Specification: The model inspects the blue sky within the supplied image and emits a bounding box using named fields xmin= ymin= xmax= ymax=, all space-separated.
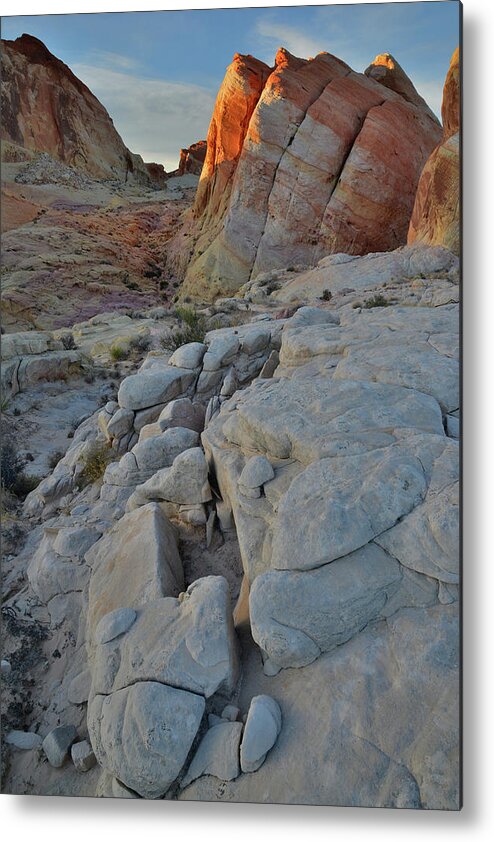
xmin=1 ymin=2 xmax=460 ymax=170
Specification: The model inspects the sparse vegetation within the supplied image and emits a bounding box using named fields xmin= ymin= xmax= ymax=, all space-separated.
xmin=128 ymin=334 xmax=151 ymax=356
xmin=48 ymin=450 xmax=64 ymax=470
xmin=60 ymin=332 xmax=77 ymax=350
xmin=1 ymin=430 xmax=41 ymax=499
xmin=362 ymin=294 xmax=392 ymax=309
xmin=77 ymin=442 xmax=114 ymax=487
xmin=110 ymin=345 xmax=129 ymax=362
xmin=321 ymin=289 xmax=332 ymax=302
xmin=126 ymin=281 xmax=140 ymax=291
xmin=159 ymin=306 xmax=208 ymax=352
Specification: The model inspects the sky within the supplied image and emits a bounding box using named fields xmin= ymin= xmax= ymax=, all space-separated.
xmin=1 ymin=2 xmax=460 ymax=171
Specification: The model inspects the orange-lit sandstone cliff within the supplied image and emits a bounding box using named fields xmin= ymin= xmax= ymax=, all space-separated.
xmin=1 ymin=34 xmax=155 ymax=184
xmin=408 ymin=47 xmax=460 ymax=255
xmin=169 ymin=47 xmax=442 ymax=301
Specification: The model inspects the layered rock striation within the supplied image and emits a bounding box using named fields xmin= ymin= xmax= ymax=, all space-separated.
xmin=169 ymin=47 xmax=442 ymax=301
xmin=408 ymin=47 xmax=460 ymax=254
xmin=1 ymin=34 xmax=155 ymax=185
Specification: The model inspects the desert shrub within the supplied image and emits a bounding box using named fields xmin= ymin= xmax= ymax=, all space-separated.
xmin=60 ymin=333 xmax=77 ymax=350
xmin=110 ymin=345 xmax=128 ymax=362
xmin=265 ymin=280 xmax=281 ymax=295
xmin=362 ymin=294 xmax=391 ymax=309
xmin=1 ymin=431 xmax=40 ymax=499
xmin=128 ymin=334 xmax=151 ymax=355
xmin=160 ymin=306 xmax=208 ymax=352
xmin=1 ymin=434 xmax=25 ymax=491
xmin=126 ymin=282 xmax=140 ymax=291
xmin=321 ymin=289 xmax=332 ymax=302
xmin=159 ymin=280 xmax=169 ymax=290
xmin=11 ymin=473 xmax=40 ymax=497
xmin=77 ymin=442 xmax=114 ymax=487
xmin=48 ymin=450 xmax=64 ymax=470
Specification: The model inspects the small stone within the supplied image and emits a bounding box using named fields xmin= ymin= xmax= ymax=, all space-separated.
xmin=181 ymin=721 xmax=243 ymax=788
xmin=71 ymin=739 xmax=96 ymax=772
xmin=94 ymin=608 xmax=137 ymax=645
xmin=221 ymin=704 xmax=240 ymax=722
xmin=42 ymin=724 xmax=78 ymax=767
xmin=239 ymin=456 xmax=274 ymax=489
xmin=168 ymin=342 xmax=206 ymax=370
xmin=208 ymin=713 xmax=223 ymax=728
xmin=68 ymin=668 xmax=92 ymax=705
xmin=1 ymin=659 xmax=11 ymax=676
xmin=5 ymin=730 xmax=42 ymax=750
xmin=240 ymin=695 xmax=282 ymax=773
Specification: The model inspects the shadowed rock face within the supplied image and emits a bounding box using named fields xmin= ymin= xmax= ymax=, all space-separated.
xmin=1 ymin=34 xmax=153 ymax=184
xmin=170 ymin=47 xmax=442 ymax=301
xmin=177 ymin=141 xmax=208 ymax=176
xmin=408 ymin=47 xmax=460 ymax=255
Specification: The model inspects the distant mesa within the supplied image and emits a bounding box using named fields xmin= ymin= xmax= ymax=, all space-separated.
xmin=165 ymin=46 xmax=443 ymax=301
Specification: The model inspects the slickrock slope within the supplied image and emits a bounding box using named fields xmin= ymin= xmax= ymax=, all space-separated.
xmin=170 ymin=47 xmax=442 ymax=301
xmin=2 ymin=244 xmax=459 ymax=808
xmin=1 ymin=34 xmax=153 ymax=185
xmin=408 ymin=48 xmax=460 ymax=254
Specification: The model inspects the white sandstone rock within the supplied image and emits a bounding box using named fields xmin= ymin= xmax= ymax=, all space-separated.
xmin=42 ymin=725 xmax=78 ymax=767
xmin=71 ymin=740 xmax=96 ymax=772
xmin=5 ymin=730 xmax=43 ymax=750
xmin=118 ymin=367 xmax=196 ymax=410
xmin=85 ymin=503 xmax=183 ymax=638
xmin=168 ymin=342 xmax=206 ymax=369
xmin=94 ymin=607 xmax=137 ymax=644
xmin=88 ymin=681 xmax=205 ymax=799
xmin=240 ymin=695 xmax=282 ymax=773
xmin=91 ymin=576 xmax=239 ymax=699
xmin=181 ymin=721 xmax=243 ymax=788
xmin=239 ymin=456 xmax=274 ymax=489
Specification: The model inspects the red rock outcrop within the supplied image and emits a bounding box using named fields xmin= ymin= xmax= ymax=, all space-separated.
xmin=364 ymin=53 xmax=438 ymax=122
xmin=171 ymin=47 xmax=442 ymax=301
xmin=194 ymin=53 xmax=271 ymax=221
xmin=145 ymin=162 xmax=168 ymax=188
xmin=408 ymin=48 xmax=460 ymax=255
xmin=177 ymin=141 xmax=207 ymax=176
xmin=1 ymin=34 xmax=153 ymax=184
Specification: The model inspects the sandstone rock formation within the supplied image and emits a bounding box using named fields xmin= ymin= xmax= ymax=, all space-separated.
xmin=168 ymin=47 xmax=442 ymax=301
xmin=0 ymin=35 xmax=156 ymax=185
xmin=177 ymin=140 xmax=207 ymax=176
xmin=408 ymin=47 xmax=460 ymax=254
xmin=3 ymin=246 xmax=460 ymax=806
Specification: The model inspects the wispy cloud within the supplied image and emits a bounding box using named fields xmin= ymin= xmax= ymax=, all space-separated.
xmin=90 ymin=51 xmax=141 ymax=72
xmin=254 ymin=10 xmax=443 ymax=120
xmin=72 ymin=64 xmax=216 ymax=171
xmin=255 ymin=19 xmax=328 ymax=62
